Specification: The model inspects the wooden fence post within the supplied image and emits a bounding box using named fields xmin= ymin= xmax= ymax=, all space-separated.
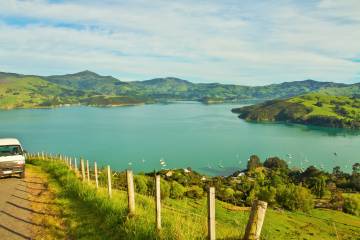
xmin=127 ymin=170 xmax=135 ymax=215
xmin=156 ymin=175 xmax=161 ymax=230
xmin=69 ymin=157 xmax=72 ymax=169
xmin=107 ymin=165 xmax=112 ymax=198
xmin=81 ymin=159 xmax=85 ymax=181
xmin=94 ymin=161 xmax=99 ymax=189
xmin=86 ymin=160 xmax=90 ymax=182
xmin=208 ymin=187 xmax=216 ymax=240
xmin=74 ymin=158 xmax=78 ymax=172
xmin=243 ymin=200 xmax=268 ymax=240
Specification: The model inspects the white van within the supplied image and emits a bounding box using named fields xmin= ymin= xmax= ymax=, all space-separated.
xmin=0 ymin=138 xmax=25 ymax=178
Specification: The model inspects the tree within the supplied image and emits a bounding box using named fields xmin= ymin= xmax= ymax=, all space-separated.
xmin=332 ymin=166 xmax=342 ymax=176
xmin=276 ymin=184 xmax=314 ymax=212
xmin=352 ymin=163 xmax=360 ymax=175
xmin=311 ymin=176 xmax=327 ymax=198
xmin=170 ymin=181 xmax=185 ymax=199
xmin=247 ymin=155 xmax=262 ymax=171
xmin=264 ymin=157 xmax=288 ymax=170
xmin=134 ymin=175 xmax=148 ymax=195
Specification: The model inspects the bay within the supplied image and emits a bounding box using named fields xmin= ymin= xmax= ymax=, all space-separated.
xmin=0 ymin=102 xmax=359 ymax=175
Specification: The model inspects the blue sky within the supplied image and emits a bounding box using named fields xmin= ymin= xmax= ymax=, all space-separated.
xmin=0 ymin=0 xmax=359 ymax=85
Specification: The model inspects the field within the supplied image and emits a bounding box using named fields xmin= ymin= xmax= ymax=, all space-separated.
xmin=26 ymin=158 xmax=360 ymax=240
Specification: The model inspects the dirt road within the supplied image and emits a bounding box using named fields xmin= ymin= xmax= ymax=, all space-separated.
xmin=0 ymin=171 xmax=49 ymax=240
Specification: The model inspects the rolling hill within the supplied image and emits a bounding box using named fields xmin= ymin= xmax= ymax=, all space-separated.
xmin=232 ymin=93 xmax=360 ymax=129
xmin=0 ymin=70 xmax=359 ymax=109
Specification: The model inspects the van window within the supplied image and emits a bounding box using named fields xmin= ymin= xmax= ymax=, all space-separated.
xmin=0 ymin=145 xmax=22 ymax=157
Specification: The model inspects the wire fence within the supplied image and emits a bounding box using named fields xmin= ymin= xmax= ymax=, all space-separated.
xmin=24 ymin=151 xmax=360 ymax=240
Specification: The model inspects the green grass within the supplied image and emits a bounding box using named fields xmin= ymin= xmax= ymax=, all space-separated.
xmin=233 ymin=93 xmax=360 ymax=129
xmin=26 ymin=158 xmax=360 ymax=240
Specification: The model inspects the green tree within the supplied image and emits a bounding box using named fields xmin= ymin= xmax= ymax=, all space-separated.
xmin=276 ymin=184 xmax=314 ymax=212
xmin=170 ymin=181 xmax=185 ymax=199
xmin=311 ymin=176 xmax=327 ymax=198
xmin=247 ymin=155 xmax=262 ymax=171
xmin=264 ymin=157 xmax=288 ymax=170
xmin=134 ymin=175 xmax=148 ymax=195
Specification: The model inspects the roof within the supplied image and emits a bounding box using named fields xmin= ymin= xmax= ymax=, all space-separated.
xmin=0 ymin=138 xmax=21 ymax=146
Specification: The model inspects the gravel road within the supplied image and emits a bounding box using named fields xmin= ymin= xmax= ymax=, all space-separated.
xmin=0 ymin=176 xmax=32 ymax=240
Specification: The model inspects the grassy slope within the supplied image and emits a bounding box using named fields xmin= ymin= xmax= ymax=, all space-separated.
xmin=0 ymin=73 xmax=91 ymax=109
xmin=232 ymin=93 xmax=360 ymax=129
xmin=2 ymin=70 xmax=358 ymax=109
xmin=0 ymin=73 xmax=148 ymax=109
xmin=28 ymin=159 xmax=360 ymax=240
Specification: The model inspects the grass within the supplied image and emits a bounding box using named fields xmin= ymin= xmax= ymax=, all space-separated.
xmin=27 ymin=158 xmax=360 ymax=240
xmin=233 ymin=93 xmax=360 ymax=129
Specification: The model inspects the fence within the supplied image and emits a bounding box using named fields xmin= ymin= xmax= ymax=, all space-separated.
xmin=25 ymin=152 xmax=267 ymax=240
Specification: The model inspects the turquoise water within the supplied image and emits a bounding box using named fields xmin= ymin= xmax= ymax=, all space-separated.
xmin=0 ymin=102 xmax=359 ymax=175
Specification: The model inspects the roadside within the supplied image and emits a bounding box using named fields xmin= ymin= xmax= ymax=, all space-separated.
xmin=0 ymin=175 xmax=32 ymax=240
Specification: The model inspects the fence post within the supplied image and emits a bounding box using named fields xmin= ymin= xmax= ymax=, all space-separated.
xmin=243 ymin=200 xmax=268 ymax=240
xmin=156 ymin=175 xmax=161 ymax=230
xmin=86 ymin=160 xmax=90 ymax=182
xmin=208 ymin=187 xmax=216 ymax=240
xmin=81 ymin=159 xmax=85 ymax=181
xmin=74 ymin=158 xmax=78 ymax=172
xmin=127 ymin=170 xmax=135 ymax=215
xmin=94 ymin=161 xmax=99 ymax=189
xmin=69 ymin=157 xmax=72 ymax=169
xmin=107 ymin=165 xmax=112 ymax=198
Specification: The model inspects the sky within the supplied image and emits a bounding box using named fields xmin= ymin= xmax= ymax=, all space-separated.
xmin=0 ymin=0 xmax=360 ymax=85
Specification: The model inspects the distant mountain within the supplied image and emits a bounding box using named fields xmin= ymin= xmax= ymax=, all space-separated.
xmin=45 ymin=70 xmax=124 ymax=95
xmin=232 ymin=93 xmax=360 ymax=129
xmin=0 ymin=70 xmax=359 ymax=109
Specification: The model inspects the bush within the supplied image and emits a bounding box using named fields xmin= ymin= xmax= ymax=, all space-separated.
xmin=257 ymin=186 xmax=276 ymax=204
xmin=276 ymin=184 xmax=314 ymax=212
xmin=218 ymin=187 xmax=235 ymax=202
xmin=185 ymin=186 xmax=204 ymax=199
xmin=160 ymin=179 xmax=171 ymax=199
xmin=329 ymin=191 xmax=344 ymax=211
xmin=247 ymin=155 xmax=262 ymax=171
xmin=148 ymin=177 xmax=171 ymax=199
xmin=343 ymin=195 xmax=360 ymax=216
xmin=170 ymin=181 xmax=185 ymax=199
xmin=264 ymin=157 xmax=288 ymax=170
xmin=134 ymin=175 xmax=148 ymax=195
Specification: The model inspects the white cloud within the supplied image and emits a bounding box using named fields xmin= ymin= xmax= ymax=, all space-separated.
xmin=0 ymin=0 xmax=359 ymax=85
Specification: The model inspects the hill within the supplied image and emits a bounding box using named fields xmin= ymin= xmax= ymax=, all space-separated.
xmin=0 ymin=72 xmax=88 ymax=109
xmin=232 ymin=93 xmax=360 ymax=129
xmin=0 ymin=70 xmax=359 ymax=109
xmin=26 ymin=155 xmax=360 ymax=240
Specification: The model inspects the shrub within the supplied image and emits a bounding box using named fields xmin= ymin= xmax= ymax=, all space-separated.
xmin=264 ymin=157 xmax=288 ymax=170
xmin=185 ymin=186 xmax=204 ymax=199
xmin=343 ymin=195 xmax=360 ymax=216
xmin=134 ymin=175 xmax=148 ymax=195
xmin=329 ymin=191 xmax=344 ymax=211
xmin=170 ymin=181 xmax=185 ymax=199
xmin=247 ymin=155 xmax=262 ymax=171
xmin=148 ymin=177 xmax=171 ymax=199
xmin=160 ymin=179 xmax=171 ymax=199
xmin=257 ymin=186 xmax=276 ymax=204
xmin=276 ymin=184 xmax=314 ymax=212
xmin=219 ymin=187 xmax=235 ymax=202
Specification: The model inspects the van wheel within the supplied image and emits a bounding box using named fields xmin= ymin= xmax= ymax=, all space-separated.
xmin=19 ymin=171 xmax=25 ymax=179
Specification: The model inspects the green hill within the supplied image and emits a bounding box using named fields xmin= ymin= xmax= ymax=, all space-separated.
xmin=0 ymin=72 xmax=89 ymax=109
xmin=1 ymin=70 xmax=359 ymax=109
xmin=26 ymin=156 xmax=360 ymax=240
xmin=232 ymin=93 xmax=360 ymax=129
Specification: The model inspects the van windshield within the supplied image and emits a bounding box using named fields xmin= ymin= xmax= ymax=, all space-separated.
xmin=0 ymin=145 xmax=23 ymax=157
